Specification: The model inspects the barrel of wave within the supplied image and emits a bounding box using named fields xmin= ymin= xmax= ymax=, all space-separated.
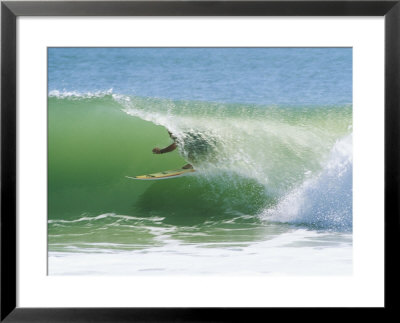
xmin=48 ymin=96 xmax=185 ymax=219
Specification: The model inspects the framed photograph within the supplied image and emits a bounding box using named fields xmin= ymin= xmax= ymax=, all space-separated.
xmin=1 ymin=0 xmax=398 ymax=321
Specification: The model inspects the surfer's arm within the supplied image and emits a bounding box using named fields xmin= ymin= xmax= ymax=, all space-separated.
xmin=152 ymin=143 xmax=177 ymax=154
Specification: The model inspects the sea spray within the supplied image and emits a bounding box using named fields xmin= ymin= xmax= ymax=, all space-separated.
xmin=262 ymin=134 xmax=353 ymax=231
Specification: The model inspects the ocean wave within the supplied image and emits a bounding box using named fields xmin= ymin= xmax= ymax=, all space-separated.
xmin=48 ymin=92 xmax=352 ymax=229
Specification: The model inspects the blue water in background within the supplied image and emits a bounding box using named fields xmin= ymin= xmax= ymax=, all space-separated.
xmin=48 ymin=48 xmax=352 ymax=106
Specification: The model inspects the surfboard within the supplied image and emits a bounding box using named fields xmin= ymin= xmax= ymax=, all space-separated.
xmin=126 ymin=168 xmax=195 ymax=180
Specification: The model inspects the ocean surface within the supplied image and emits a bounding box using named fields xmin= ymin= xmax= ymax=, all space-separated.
xmin=48 ymin=48 xmax=353 ymax=275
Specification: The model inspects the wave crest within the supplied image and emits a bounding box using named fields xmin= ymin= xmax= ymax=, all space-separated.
xmin=49 ymin=89 xmax=114 ymax=99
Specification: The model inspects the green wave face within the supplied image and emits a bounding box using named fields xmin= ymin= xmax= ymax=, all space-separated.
xmin=48 ymin=94 xmax=352 ymax=225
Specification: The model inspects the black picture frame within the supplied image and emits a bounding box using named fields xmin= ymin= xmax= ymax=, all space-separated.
xmin=1 ymin=1 xmax=399 ymax=321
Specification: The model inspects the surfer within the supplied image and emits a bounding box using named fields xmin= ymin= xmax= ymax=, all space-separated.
xmin=152 ymin=131 xmax=193 ymax=169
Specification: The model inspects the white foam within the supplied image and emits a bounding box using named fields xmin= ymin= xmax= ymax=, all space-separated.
xmin=49 ymin=88 xmax=114 ymax=99
xmin=48 ymin=213 xmax=165 ymax=224
xmin=48 ymin=229 xmax=352 ymax=276
xmin=262 ymin=134 xmax=353 ymax=231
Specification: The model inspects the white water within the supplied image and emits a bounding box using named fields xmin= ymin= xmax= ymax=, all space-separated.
xmin=262 ymin=134 xmax=352 ymax=231
xmin=49 ymin=229 xmax=352 ymax=276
